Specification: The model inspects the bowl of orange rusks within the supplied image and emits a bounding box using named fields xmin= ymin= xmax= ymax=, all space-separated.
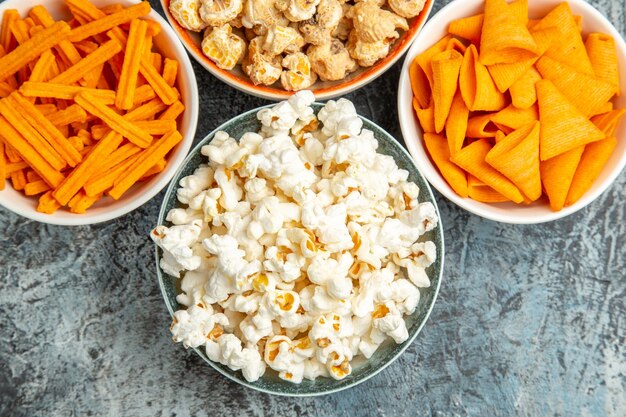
xmin=398 ymin=0 xmax=626 ymax=224
xmin=0 ymin=0 xmax=198 ymax=226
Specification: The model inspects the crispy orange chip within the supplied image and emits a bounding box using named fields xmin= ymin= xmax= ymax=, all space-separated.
xmin=459 ymin=44 xmax=506 ymax=111
xmin=490 ymin=104 xmax=538 ymax=131
xmin=423 ymin=133 xmax=468 ymax=198
xmin=448 ymin=0 xmax=528 ymax=45
xmin=466 ymin=114 xmax=499 ymax=138
xmin=509 ymin=67 xmax=541 ymax=109
xmin=565 ymin=137 xmax=617 ymax=206
xmin=409 ymin=58 xmax=431 ymax=110
xmin=445 ymin=90 xmax=469 ymax=155
xmin=536 ymin=56 xmax=617 ymax=117
xmin=450 ymin=139 xmax=524 ymax=203
xmin=485 ymin=121 xmax=542 ymax=201
xmin=415 ymin=35 xmax=451 ymax=88
xmin=479 ymin=0 xmax=538 ymax=66
xmin=540 ymin=146 xmax=585 ymax=211
xmin=431 ymin=49 xmax=463 ymax=133
xmin=414 ymin=100 xmax=435 ymax=134
xmin=468 ymin=184 xmax=510 ymax=203
xmin=536 ymin=80 xmax=605 ymax=161
xmin=591 ymin=109 xmax=625 ymax=137
xmin=585 ymin=33 xmax=620 ymax=96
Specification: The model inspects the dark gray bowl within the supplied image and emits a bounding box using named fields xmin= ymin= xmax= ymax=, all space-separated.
xmin=155 ymin=103 xmax=445 ymax=396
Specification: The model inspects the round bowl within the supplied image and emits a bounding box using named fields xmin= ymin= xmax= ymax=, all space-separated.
xmin=397 ymin=0 xmax=626 ymax=224
xmin=0 ymin=0 xmax=198 ymax=226
xmin=160 ymin=0 xmax=435 ymax=101
xmin=156 ymin=103 xmax=445 ymax=396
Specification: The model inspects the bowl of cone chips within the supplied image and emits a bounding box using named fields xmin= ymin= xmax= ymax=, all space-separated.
xmin=398 ymin=0 xmax=626 ymax=223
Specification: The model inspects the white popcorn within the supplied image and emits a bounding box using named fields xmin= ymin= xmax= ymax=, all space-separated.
xmin=153 ymin=91 xmax=439 ymax=384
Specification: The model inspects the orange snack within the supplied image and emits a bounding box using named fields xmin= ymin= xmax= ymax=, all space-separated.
xmin=540 ymin=146 xmax=585 ymax=211
xmin=479 ymin=0 xmax=538 ymax=66
xmin=459 ymin=44 xmax=506 ymax=111
xmin=565 ymin=137 xmax=617 ymax=206
xmin=24 ymin=179 xmax=50 ymax=196
xmin=536 ymin=56 xmax=617 ymax=117
xmin=0 ymin=115 xmax=64 ymax=187
xmin=162 ymin=58 xmax=179 ymax=87
xmin=28 ymin=6 xmax=82 ymax=68
xmin=445 ymin=91 xmax=469 ymax=155
xmin=46 ymin=105 xmax=87 ymax=127
xmin=84 ymin=152 xmax=140 ymax=197
xmin=20 ymin=81 xmax=117 ymax=103
xmin=0 ymin=98 xmax=65 ymax=171
xmin=52 ymin=130 xmax=123 ymax=205
xmin=133 ymin=120 xmax=177 ymax=135
xmin=485 ymin=122 xmax=541 ymax=201
xmin=68 ymin=191 xmax=101 ymax=213
xmin=10 ymin=92 xmax=82 ymax=167
xmin=108 ymin=130 xmax=182 ymax=200
xmin=141 ymin=158 xmax=167 ymax=179
xmin=468 ymin=184 xmax=510 ymax=203
xmin=423 ymin=133 xmax=468 ymax=198
xmin=536 ymin=80 xmax=605 ymax=161
xmin=139 ymin=58 xmax=178 ymax=105
xmin=450 ymin=139 xmax=524 ymax=203
xmin=414 ymin=102 xmax=436 ymax=134
xmin=490 ymin=104 xmax=538 ymax=131
xmin=0 ymin=141 xmax=5 ymax=190
xmin=585 ymin=33 xmax=620 ymax=96
xmin=431 ymin=50 xmax=463 ymax=133
xmin=74 ymin=92 xmax=153 ymax=148
xmin=0 ymin=21 xmax=70 ymax=82
xmin=29 ymin=50 xmax=56 ymax=83
xmin=509 ymin=67 xmax=541 ymax=109
xmin=37 ymin=190 xmax=62 ymax=214
xmin=591 ymin=109 xmax=625 ymax=137
xmin=1 ymin=10 xmax=19 ymax=52
xmin=415 ymin=35 xmax=451 ymax=88
xmin=116 ymin=19 xmax=148 ymax=110
xmin=67 ymin=2 xmax=151 ymax=43
xmin=159 ymin=100 xmax=185 ymax=121
xmin=50 ymin=39 xmax=122 ymax=85
xmin=466 ymin=114 xmax=498 ymax=138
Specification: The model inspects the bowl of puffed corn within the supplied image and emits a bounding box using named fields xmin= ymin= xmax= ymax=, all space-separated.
xmin=152 ymin=92 xmax=444 ymax=395
xmin=161 ymin=0 xmax=435 ymax=100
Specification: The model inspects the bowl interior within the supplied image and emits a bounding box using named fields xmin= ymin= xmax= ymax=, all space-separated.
xmin=156 ymin=104 xmax=444 ymax=396
xmin=160 ymin=0 xmax=435 ymax=100
xmin=0 ymin=0 xmax=198 ymax=225
xmin=398 ymin=0 xmax=626 ymax=224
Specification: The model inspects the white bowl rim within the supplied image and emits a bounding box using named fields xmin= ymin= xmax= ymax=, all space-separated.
xmin=0 ymin=0 xmax=199 ymax=226
xmin=155 ymin=102 xmax=446 ymax=396
xmin=397 ymin=0 xmax=626 ymax=224
xmin=158 ymin=0 xmax=435 ymax=101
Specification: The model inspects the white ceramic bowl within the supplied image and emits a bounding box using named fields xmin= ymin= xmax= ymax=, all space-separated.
xmin=0 ymin=0 xmax=198 ymax=226
xmin=160 ymin=0 xmax=435 ymax=101
xmin=397 ymin=0 xmax=626 ymax=224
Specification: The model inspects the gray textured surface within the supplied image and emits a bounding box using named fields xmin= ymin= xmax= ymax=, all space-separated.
xmin=0 ymin=0 xmax=625 ymax=416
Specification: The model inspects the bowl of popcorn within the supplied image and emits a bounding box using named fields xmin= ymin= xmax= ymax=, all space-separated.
xmin=0 ymin=0 xmax=198 ymax=225
xmin=161 ymin=0 xmax=434 ymax=100
xmin=397 ymin=0 xmax=626 ymax=224
xmin=152 ymin=91 xmax=444 ymax=395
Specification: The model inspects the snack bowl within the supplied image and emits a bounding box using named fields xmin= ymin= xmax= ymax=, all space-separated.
xmin=155 ymin=103 xmax=444 ymax=396
xmin=160 ymin=0 xmax=435 ymax=101
xmin=0 ymin=0 xmax=198 ymax=226
xmin=397 ymin=0 xmax=626 ymax=224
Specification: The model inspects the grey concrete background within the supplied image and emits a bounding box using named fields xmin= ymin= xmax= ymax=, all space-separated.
xmin=1 ymin=0 xmax=625 ymax=416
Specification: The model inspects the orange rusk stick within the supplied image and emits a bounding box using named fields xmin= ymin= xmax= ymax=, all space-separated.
xmin=26 ymin=170 xmax=41 ymax=182
xmin=100 ymin=4 xmax=125 ymax=15
xmin=0 ymin=116 xmax=64 ymax=187
xmin=151 ymin=53 xmax=162 ymax=73
xmin=20 ymin=81 xmax=116 ymax=103
xmin=46 ymin=105 xmax=87 ymax=126
xmin=37 ymin=190 xmax=62 ymax=213
xmin=28 ymin=6 xmax=82 ymax=67
xmin=24 ymin=179 xmax=50 ymax=196
xmin=67 ymin=2 xmax=151 ymax=43
xmin=1 ymin=10 xmax=19 ymax=52
xmin=0 ymin=21 xmax=70 ymax=82
xmin=116 ymin=19 xmax=148 ymax=110
xmin=68 ymin=190 xmax=102 ymax=213
xmin=74 ymin=92 xmax=153 ymax=147
xmin=11 ymin=170 xmax=26 ymax=190
xmin=11 ymin=92 xmax=83 ymax=167
xmin=52 ymin=130 xmax=123 ymax=205
xmin=162 ymin=58 xmax=178 ymax=87
xmin=84 ymin=153 xmax=140 ymax=196
xmin=133 ymin=120 xmax=177 ymax=135
xmin=134 ymin=84 xmax=156 ymax=104
xmin=99 ymin=143 xmax=142 ymax=171
xmin=140 ymin=158 xmax=166 ymax=179
xmin=0 ymin=98 xmax=65 ymax=170
xmin=10 ymin=19 xmax=31 ymax=44
xmin=109 ymin=130 xmax=181 ymax=199
xmin=0 ymin=141 xmax=5 ymax=189
xmin=139 ymin=58 xmax=177 ymax=105
xmin=127 ymin=98 xmax=168 ymax=121
xmin=34 ymin=104 xmax=58 ymax=115
xmin=0 ymin=46 xmax=17 ymax=89
xmin=29 ymin=50 xmax=56 ymax=82
xmin=0 ymin=82 xmax=13 ymax=97
xmin=159 ymin=101 xmax=185 ymax=121
xmin=6 ymin=160 xmax=29 ymax=175
xmin=50 ymin=39 xmax=122 ymax=85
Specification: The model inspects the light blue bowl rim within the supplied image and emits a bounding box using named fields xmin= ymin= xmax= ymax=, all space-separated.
xmin=155 ymin=103 xmax=445 ymax=397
